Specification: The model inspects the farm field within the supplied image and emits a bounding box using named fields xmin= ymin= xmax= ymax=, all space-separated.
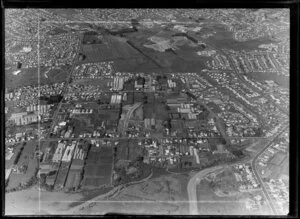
xmin=6 ymin=143 xmax=24 ymax=168
xmin=54 ymin=162 xmax=71 ymax=190
xmin=64 ymin=170 xmax=82 ymax=190
xmin=80 ymin=44 xmax=117 ymax=63
xmin=143 ymin=102 xmax=169 ymax=120
xmin=81 ymin=146 xmax=113 ymax=188
xmin=107 ymin=36 xmax=143 ymax=60
xmin=79 ymin=35 xmax=144 ymax=64
xmin=113 ymin=57 xmax=161 ymax=73
xmin=114 ymin=139 xmax=149 ymax=163
xmin=82 ymin=32 xmax=104 ymax=45
xmin=6 ymin=141 xmax=38 ymax=190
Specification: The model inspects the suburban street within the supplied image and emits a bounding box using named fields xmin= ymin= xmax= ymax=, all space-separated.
xmin=251 ymin=123 xmax=289 ymax=215
xmin=187 ymin=121 xmax=289 ymax=215
xmin=5 ymin=9 xmax=290 ymax=216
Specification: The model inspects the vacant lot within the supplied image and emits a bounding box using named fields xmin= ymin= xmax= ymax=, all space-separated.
xmin=70 ymin=116 xmax=94 ymax=135
xmin=5 ymin=187 xmax=84 ymax=215
xmin=6 ymin=66 xmax=70 ymax=90
xmin=76 ymin=174 xmax=190 ymax=215
xmin=196 ymin=176 xmax=272 ymax=215
xmin=115 ymin=140 xmax=129 ymax=161
xmin=82 ymin=33 xmax=103 ymax=45
xmin=269 ymin=152 xmax=287 ymax=166
xmin=127 ymin=140 xmax=146 ymax=161
xmin=211 ymin=168 xmax=240 ymax=196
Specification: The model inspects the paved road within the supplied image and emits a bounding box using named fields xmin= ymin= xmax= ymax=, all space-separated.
xmin=123 ymin=102 xmax=142 ymax=130
xmin=9 ymin=135 xmax=272 ymax=147
xmin=187 ymin=165 xmax=226 ymax=215
xmin=46 ymin=33 xmax=83 ymax=139
xmin=187 ymin=122 xmax=289 ymax=215
xmin=186 ymin=86 xmax=229 ymax=144
xmin=251 ymin=123 xmax=289 ymax=215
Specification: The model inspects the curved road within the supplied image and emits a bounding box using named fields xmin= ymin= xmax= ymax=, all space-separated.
xmin=123 ymin=102 xmax=142 ymax=129
xmin=187 ymin=165 xmax=226 ymax=215
xmin=251 ymin=123 xmax=289 ymax=215
xmin=187 ymin=122 xmax=289 ymax=215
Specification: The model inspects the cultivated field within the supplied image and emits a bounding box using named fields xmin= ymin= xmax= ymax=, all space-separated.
xmin=81 ymin=146 xmax=113 ymax=188
xmin=6 ymin=141 xmax=38 ymax=190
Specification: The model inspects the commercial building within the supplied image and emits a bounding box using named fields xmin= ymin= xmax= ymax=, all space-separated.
xmin=113 ymin=77 xmax=124 ymax=91
xmin=52 ymin=142 xmax=66 ymax=163
xmin=61 ymin=141 xmax=77 ymax=162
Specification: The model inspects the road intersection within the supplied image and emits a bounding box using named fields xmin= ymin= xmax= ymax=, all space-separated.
xmin=187 ymin=122 xmax=289 ymax=215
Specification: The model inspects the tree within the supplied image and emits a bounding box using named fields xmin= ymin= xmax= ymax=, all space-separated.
xmin=136 ymin=156 xmax=144 ymax=163
xmin=184 ymin=161 xmax=188 ymax=167
xmin=113 ymin=147 xmax=117 ymax=157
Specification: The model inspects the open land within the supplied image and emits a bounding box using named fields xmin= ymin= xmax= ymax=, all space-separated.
xmin=5 ymin=9 xmax=290 ymax=216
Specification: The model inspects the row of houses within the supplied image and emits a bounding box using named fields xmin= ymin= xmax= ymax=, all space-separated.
xmin=26 ymin=104 xmax=53 ymax=113
xmin=71 ymin=108 xmax=93 ymax=114
xmin=10 ymin=112 xmax=40 ymax=126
